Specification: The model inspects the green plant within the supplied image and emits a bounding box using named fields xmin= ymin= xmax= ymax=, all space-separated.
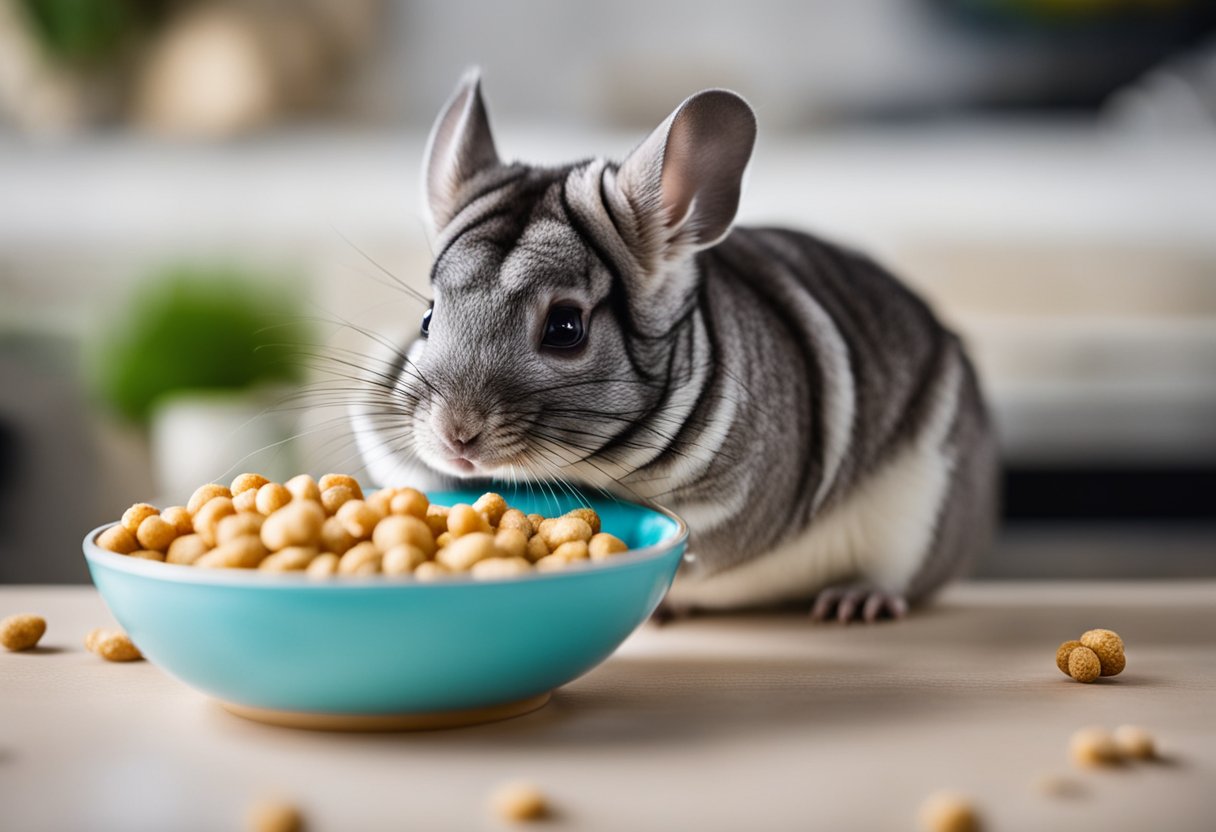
xmin=19 ymin=0 xmax=165 ymax=64
xmin=95 ymin=264 xmax=312 ymax=424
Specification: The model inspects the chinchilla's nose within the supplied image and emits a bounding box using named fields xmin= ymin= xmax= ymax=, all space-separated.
xmin=430 ymin=407 xmax=485 ymax=457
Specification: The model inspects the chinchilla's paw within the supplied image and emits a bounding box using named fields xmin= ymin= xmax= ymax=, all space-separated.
xmin=809 ymin=585 xmax=908 ymax=624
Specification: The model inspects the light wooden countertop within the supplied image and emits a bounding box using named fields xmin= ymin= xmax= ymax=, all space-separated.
xmin=2 ymin=582 xmax=1213 ymax=831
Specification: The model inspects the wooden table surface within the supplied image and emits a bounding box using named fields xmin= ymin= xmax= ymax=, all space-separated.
xmin=2 ymin=582 xmax=1213 ymax=831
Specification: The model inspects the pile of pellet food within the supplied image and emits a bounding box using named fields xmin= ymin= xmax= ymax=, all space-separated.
xmin=94 ymin=474 xmax=631 ymax=578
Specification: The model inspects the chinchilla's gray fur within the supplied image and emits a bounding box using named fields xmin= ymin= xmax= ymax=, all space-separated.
xmin=352 ymin=70 xmax=999 ymax=612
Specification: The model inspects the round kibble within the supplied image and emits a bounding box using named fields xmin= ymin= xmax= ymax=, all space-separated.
xmin=193 ymin=496 xmax=236 ymax=546
xmin=1070 ymin=727 xmax=1121 ymax=767
xmin=320 ymin=485 xmax=356 ymax=515
xmin=1067 ymin=646 xmax=1102 ymax=683
xmin=498 ymin=509 xmax=533 ymax=537
xmin=472 ymin=557 xmax=532 ymax=579
xmin=306 ymin=552 xmax=339 ymax=577
xmin=526 ymin=514 xmax=545 ymax=531
xmin=494 ymin=528 xmax=529 ymax=561
xmin=1080 ymin=628 xmax=1125 ymax=677
xmin=261 ymin=500 xmax=325 ymax=551
xmin=318 ymin=473 xmax=363 ymax=499
xmin=372 ymin=514 xmax=436 ymax=556
xmin=255 ymin=482 xmax=293 ymax=516
xmin=259 ymin=546 xmax=318 ymax=572
xmin=336 ymin=499 xmax=384 ymax=539
xmin=232 ymin=489 xmax=259 ymax=513
xmin=542 ymin=517 xmax=592 ymax=548
xmin=390 ymin=487 xmax=429 ymax=518
xmin=187 ymin=483 xmax=231 ymax=515
xmin=490 ymin=782 xmax=548 ymax=823
xmin=382 ymin=544 xmax=428 ymax=575
xmin=425 ymin=506 xmax=450 ymax=536
xmin=97 ymin=525 xmax=138 ymax=555
xmin=135 ymin=514 xmax=177 ymax=551
xmin=160 ymin=506 xmax=194 ymax=536
xmin=167 ymin=533 xmax=209 ymax=565
xmin=216 ymin=512 xmax=265 ymax=545
xmin=247 ymin=799 xmax=302 ymax=832
xmin=338 ymin=541 xmax=381 ymax=574
xmin=588 ymin=533 xmax=628 ymax=559
xmin=320 ymin=516 xmax=357 ymax=555
xmin=1055 ymin=640 xmax=1084 ymax=675
xmin=917 ymin=791 xmax=981 ymax=832
xmin=552 ymin=540 xmax=589 ymax=561
xmin=437 ymin=532 xmax=497 ymax=571
xmin=121 ymin=503 xmax=160 ymax=535
xmin=447 ymin=503 xmax=491 ymax=537
xmin=413 ymin=561 xmax=449 ymax=581
xmin=473 ymin=492 xmax=508 ymax=526
xmin=1113 ymin=725 xmax=1155 ymax=760
xmin=128 ymin=549 xmax=166 ymax=562
xmin=564 ymin=507 xmax=601 ymax=535
xmin=284 ymin=474 xmax=321 ymax=502
xmin=435 ymin=531 xmax=453 ymax=548
xmin=365 ymin=488 xmax=395 ymax=516
xmin=525 ymin=535 xmax=549 ymax=562
xmin=1 ymin=614 xmax=46 ymax=651
xmin=196 ymin=535 xmax=268 ymax=569
xmin=92 ymin=630 xmax=143 ymax=662
xmin=230 ymin=472 xmax=269 ymax=496
xmin=535 ymin=553 xmax=569 ymax=572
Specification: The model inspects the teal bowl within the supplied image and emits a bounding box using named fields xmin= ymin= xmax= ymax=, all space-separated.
xmin=83 ymin=489 xmax=686 ymax=726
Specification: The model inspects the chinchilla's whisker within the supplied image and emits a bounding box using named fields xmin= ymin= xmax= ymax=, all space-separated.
xmin=332 ymin=226 xmax=432 ymax=305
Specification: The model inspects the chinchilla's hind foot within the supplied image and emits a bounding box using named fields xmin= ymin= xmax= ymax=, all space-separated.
xmin=809 ymin=585 xmax=908 ymax=624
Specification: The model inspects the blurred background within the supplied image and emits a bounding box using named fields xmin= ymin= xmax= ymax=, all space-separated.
xmin=2 ymin=0 xmax=1214 ymax=583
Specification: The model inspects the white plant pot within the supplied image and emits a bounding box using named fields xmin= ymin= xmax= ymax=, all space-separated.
xmin=149 ymin=387 xmax=297 ymax=504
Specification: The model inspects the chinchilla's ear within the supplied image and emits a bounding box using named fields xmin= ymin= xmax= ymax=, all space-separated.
xmin=422 ymin=68 xmax=501 ymax=234
xmin=613 ymin=89 xmax=756 ymax=258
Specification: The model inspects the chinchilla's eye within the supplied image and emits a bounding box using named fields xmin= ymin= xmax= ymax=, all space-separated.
xmin=541 ymin=305 xmax=585 ymax=350
xmin=421 ymin=304 xmax=433 ymax=338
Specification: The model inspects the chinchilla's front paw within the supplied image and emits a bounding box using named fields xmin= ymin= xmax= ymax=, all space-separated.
xmin=809 ymin=585 xmax=908 ymax=624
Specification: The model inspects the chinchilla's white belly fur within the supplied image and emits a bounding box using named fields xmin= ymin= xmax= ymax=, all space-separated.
xmin=663 ymin=356 xmax=962 ymax=611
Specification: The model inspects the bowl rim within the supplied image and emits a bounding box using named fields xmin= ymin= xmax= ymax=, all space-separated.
xmin=82 ymin=500 xmax=688 ymax=588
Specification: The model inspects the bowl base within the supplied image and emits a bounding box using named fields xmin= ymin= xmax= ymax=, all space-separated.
xmin=218 ymin=692 xmax=551 ymax=732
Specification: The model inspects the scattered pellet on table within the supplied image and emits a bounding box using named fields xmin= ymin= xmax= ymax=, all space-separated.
xmin=1070 ymin=727 xmax=1121 ymax=768
xmin=1079 ymin=628 xmax=1126 ymax=677
xmin=1113 ymin=725 xmax=1156 ymax=760
xmin=917 ymin=791 xmax=981 ymax=832
xmin=1067 ymin=646 xmax=1102 ymax=683
xmin=1055 ymin=640 xmax=1084 ymax=675
xmin=490 ymin=781 xmax=549 ymax=823
xmin=86 ymin=628 xmax=143 ymax=662
xmin=1 ymin=613 xmax=47 ymax=651
xmin=246 ymin=799 xmax=303 ymax=832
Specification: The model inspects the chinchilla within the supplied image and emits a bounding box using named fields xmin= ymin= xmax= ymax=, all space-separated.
xmin=351 ymin=70 xmax=999 ymax=622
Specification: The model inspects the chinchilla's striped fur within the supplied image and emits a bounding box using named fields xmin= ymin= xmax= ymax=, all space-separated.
xmin=352 ymin=71 xmax=999 ymax=611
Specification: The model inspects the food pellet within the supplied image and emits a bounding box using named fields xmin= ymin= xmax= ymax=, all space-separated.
xmin=284 ymin=474 xmax=321 ymax=502
xmin=1 ymin=613 xmax=46 ymax=651
xmin=121 ymin=503 xmax=160 ymax=535
xmin=318 ymin=473 xmax=363 ymax=499
xmin=88 ymin=628 xmax=143 ymax=662
xmin=1069 ymin=727 xmax=1121 ymax=768
xmin=230 ymin=472 xmax=270 ymax=496
xmin=161 ymin=505 xmax=194 ymax=535
xmin=100 ymin=483 xmax=629 ymax=580
xmin=246 ymin=799 xmax=302 ymax=832
xmin=447 ymin=503 xmax=491 ymax=536
xmin=1067 ymin=646 xmax=1101 ymax=683
xmin=490 ymin=782 xmax=549 ymax=823
xmin=97 ymin=524 xmax=138 ymax=554
xmin=187 ymin=483 xmax=231 ymax=515
xmin=255 ymin=482 xmax=293 ymax=516
xmin=1113 ymin=725 xmax=1155 ymax=759
xmin=1055 ymin=640 xmax=1083 ymax=675
xmin=1079 ymin=628 xmax=1126 ymax=677
xmin=917 ymin=791 xmax=981 ymax=832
